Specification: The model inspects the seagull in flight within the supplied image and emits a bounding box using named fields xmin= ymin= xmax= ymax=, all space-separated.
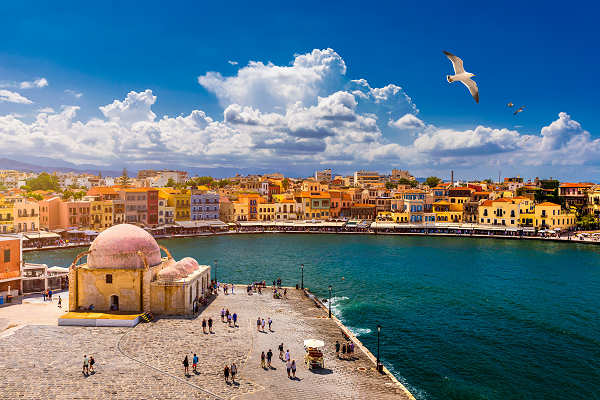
xmin=443 ymin=51 xmax=479 ymax=103
xmin=507 ymin=102 xmax=514 ymax=107
xmin=514 ymin=106 xmax=525 ymax=115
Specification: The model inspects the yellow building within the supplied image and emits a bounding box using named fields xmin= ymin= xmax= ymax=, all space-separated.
xmin=258 ymin=203 xmax=276 ymax=221
xmin=433 ymin=200 xmax=463 ymax=222
xmin=12 ymin=197 xmax=39 ymax=232
xmin=298 ymin=191 xmax=331 ymax=220
xmin=0 ymin=197 xmax=15 ymax=233
xmin=90 ymin=199 xmax=113 ymax=231
xmin=67 ymin=224 xmax=211 ymax=316
xmin=376 ymin=210 xmax=410 ymax=223
xmin=535 ymin=202 xmax=576 ymax=230
xmin=275 ymin=200 xmax=298 ymax=220
xmin=586 ymin=185 xmax=600 ymax=217
xmin=158 ymin=196 xmax=175 ymax=225
xmin=159 ymin=188 xmax=190 ymax=221
xmin=478 ymin=198 xmax=527 ymax=226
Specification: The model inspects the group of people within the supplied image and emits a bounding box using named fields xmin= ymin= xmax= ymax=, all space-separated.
xmin=221 ymin=308 xmax=238 ymax=327
xmin=82 ymin=354 xmax=95 ymax=376
xmin=335 ymin=340 xmax=355 ymax=359
xmin=182 ymin=353 xmax=206 ymax=376
xmin=223 ymin=362 xmax=238 ymax=383
xmin=42 ymin=289 xmax=54 ymax=301
xmin=222 ymin=283 xmax=235 ymax=295
xmin=260 ymin=343 xmax=297 ymax=379
xmin=256 ymin=316 xmax=272 ymax=332
xmin=201 ymin=317 xmax=214 ymax=333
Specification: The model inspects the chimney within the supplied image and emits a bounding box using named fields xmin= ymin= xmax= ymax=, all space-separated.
xmin=451 ymin=170 xmax=454 ymax=187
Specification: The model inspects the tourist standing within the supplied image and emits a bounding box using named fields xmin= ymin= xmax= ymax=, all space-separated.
xmin=266 ymin=349 xmax=273 ymax=367
xmin=335 ymin=341 xmax=340 ymax=358
xmin=193 ymin=353 xmax=198 ymax=373
xmin=58 ymin=297 xmax=62 ymax=308
xmin=208 ymin=317 xmax=213 ymax=333
xmin=284 ymin=349 xmax=290 ymax=364
xmin=230 ymin=362 xmax=237 ymax=383
xmin=232 ymin=312 xmax=237 ymax=327
xmin=286 ymin=359 xmax=292 ymax=378
xmin=221 ymin=308 xmax=225 ymax=322
xmin=202 ymin=318 xmax=207 ymax=334
xmin=261 ymin=351 xmax=266 ymax=368
xmin=261 ymin=318 xmax=266 ymax=332
xmin=89 ymin=355 xmax=95 ymax=373
xmin=231 ymin=284 xmax=234 ymax=294
xmin=341 ymin=343 xmax=347 ymax=359
xmin=48 ymin=289 xmax=52 ymax=300
xmin=43 ymin=290 xmax=47 ymax=301
xmin=349 ymin=342 xmax=354 ymax=358
xmin=183 ymin=355 xmax=189 ymax=375
xmin=278 ymin=343 xmax=284 ymax=360
xmin=227 ymin=313 xmax=232 ymax=327
xmin=291 ymin=359 xmax=296 ymax=378
xmin=82 ymin=355 xmax=89 ymax=376
xmin=268 ymin=317 xmax=272 ymax=331
xmin=223 ymin=364 xmax=230 ymax=383
xmin=256 ymin=317 xmax=261 ymax=332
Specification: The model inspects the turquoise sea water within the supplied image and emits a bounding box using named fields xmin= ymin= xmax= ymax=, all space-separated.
xmin=25 ymin=234 xmax=600 ymax=400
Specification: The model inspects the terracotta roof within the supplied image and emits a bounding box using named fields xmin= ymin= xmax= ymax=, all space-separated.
xmin=301 ymin=191 xmax=331 ymax=199
xmin=87 ymin=186 xmax=117 ymax=196
xmin=433 ymin=200 xmax=450 ymax=205
xmin=537 ymin=201 xmax=560 ymax=207
xmin=352 ymin=203 xmax=375 ymax=208
xmin=559 ymin=182 xmax=593 ymax=188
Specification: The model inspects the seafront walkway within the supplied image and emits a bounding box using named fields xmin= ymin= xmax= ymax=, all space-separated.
xmin=0 ymin=286 xmax=410 ymax=399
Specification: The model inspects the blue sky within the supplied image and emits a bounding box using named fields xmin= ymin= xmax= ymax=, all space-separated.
xmin=0 ymin=1 xmax=598 ymax=180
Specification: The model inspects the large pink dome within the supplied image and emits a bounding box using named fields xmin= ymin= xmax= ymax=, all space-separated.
xmin=87 ymin=224 xmax=162 ymax=269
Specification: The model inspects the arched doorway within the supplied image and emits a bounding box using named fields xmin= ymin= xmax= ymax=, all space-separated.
xmin=110 ymin=295 xmax=119 ymax=311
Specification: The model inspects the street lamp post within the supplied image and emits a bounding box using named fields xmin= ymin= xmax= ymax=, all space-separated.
xmin=377 ymin=324 xmax=382 ymax=373
xmin=328 ymin=285 xmax=332 ymax=318
xmin=301 ymin=263 xmax=304 ymax=290
xmin=214 ymin=259 xmax=217 ymax=284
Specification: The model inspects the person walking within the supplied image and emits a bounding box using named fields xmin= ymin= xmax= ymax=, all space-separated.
xmin=208 ymin=317 xmax=213 ymax=333
xmin=202 ymin=318 xmax=207 ymax=334
xmin=256 ymin=317 xmax=261 ymax=332
xmin=230 ymin=362 xmax=237 ymax=383
xmin=232 ymin=312 xmax=237 ymax=327
xmin=284 ymin=349 xmax=290 ymax=364
xmin=58 ymin=296 xmax=62 ymax=308
xmin=349 ymin=341 xmax=354 ymax=358
xmin=231 ymin=284 xmax=234 ymax=294
xmin=223 ymin=364 xmax=230 ymax=383
xmin=261 ymin=318 xmax=266 ymax=332
xmin=291 ymin=359 xmax=296 ymax=378
xmin=221 ymin=308 xmax=226 ymax=322
xmin=286 ymin=359 xmax=292 ymax=378
xmin=335 ymin=340 xmax=341 ymax=358
xmin=183 ymin=355 xmax=189 ymax=376
xmin=341 ymin=343 xmax=347 ymax=359
xmin=43 ymin=290 xmax=47 ymax=302
xmin=192 ymin=353 xmax=198 ymax=373
xmin=266 ymin=349 xmax=273 ymax=368
xmin=260 ymin=351 xmax=266 ymax=368
xmin=88 ymin=355 xmax=95 ymax=373
xmin=227 ymin=313 xmax=232 ymax=327
xmin=278 ymin=343 xmax=284 ymax=360
xmin=48 ymin=289 xmax=52 ymax=300
xmin=225 ymin=309 xmax=230 ymax=321
xmin=82 ymin=355 xmax=89 ymax=376
xmin=268 ymin=317 xmax=272 ymax=331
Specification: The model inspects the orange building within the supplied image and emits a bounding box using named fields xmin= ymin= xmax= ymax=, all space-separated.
xmin=0 ymin=235 xmax=22 ymax=297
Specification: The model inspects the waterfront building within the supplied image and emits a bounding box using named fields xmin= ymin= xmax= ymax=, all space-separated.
xmin=585 ymin=185 xmax=600 ymax=217
xmin=0 ymin=197 xmax=14 ymax=233
xmin=329 ymin=191 xmax=352 ymax=219
xmin=190 ymin=190 xmax=219 ymax=220
xmin=275 ymin=199 xmax=298 ymax=220
xmin=478 ymin=198 xmax=528 ymax=227
xmin=301 ymin=179 xmax=328 ymax=192
xmin=377 ymin=210 xmax=409 ymax=223
xmin=433 ymin=200 xmax=463 ymax=223
xmin=218 ymin=197 xmax=236 ymax=223
xmin=558 ymin=182 xmax=593 ymax=210
xmin=159 ymin=188 xmax=190 ymax=221
xmin=60 ymin=200 xmax=91 ymax=229
xmin=258 ymin=203 xmax=276 ymax=221
xmin=534 ymin=202 xmax=576 ymax=230
xmin=88 ymin=198 xmax=113 ymax=231
xmin=39 ymin=196 xmax=62 ymax=230
xmin=403 ymin=189 xmax=426 ymax=223
xmin=68 ymin=224 xmax=210 ymax=315
xmin=13 ymin=197 xmax=39 ymax=233
xmin=343 ymin=203 xmax=376 ymax=220
xmin=158 ymin=196 xmax=175 ymax=225
xmin=298 ymin=191 xmax=331 ymax=220
xmin=432 ymin=186 xmax=448 ymax=202
xmin=119 ymin=189 xmax=151 ymax=226
xmin=235 ymin=193 xmax=263 ymax=221
xmin=0 ymin=235 xmax=22 ymax=298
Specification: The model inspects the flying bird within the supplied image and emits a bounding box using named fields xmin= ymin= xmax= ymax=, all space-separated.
xmin=507 ymin=102 xmax=514 ymax=107
xmin=514 ymin=106 xmax=525 ymax=115
xmin=443 ymin=51 xmax=479 ymax=103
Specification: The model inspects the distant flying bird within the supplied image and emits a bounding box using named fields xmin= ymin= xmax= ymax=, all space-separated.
xmin=514 ymin=106 xmax=525 ymax=115
xmin=507 ymin=102 xmax=514 ymax=107
xmin=443 ymin=51 xmax=479 ymax=103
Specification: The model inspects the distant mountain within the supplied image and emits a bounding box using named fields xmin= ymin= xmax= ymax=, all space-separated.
xmin=0 ymin=158 xmax=120 ymax=176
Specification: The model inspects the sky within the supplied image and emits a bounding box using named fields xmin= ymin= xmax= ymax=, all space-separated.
xmin=0 ymin=1 xmax=598 ymax=180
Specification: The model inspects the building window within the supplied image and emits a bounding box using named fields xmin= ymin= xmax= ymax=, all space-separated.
xmin=3 ymin=249 xmax=10 ymax=262
xmin=106 ymin=274 xmax=113 ymax=284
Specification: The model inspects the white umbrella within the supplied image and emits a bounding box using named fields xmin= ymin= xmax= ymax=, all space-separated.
xmin=304 ymin=339 xmax=325 ymax=348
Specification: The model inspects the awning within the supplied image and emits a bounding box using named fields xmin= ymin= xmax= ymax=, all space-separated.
xmin=83 ymin=230 xmax=98 ymax=236
xmin=47 ymin=266 xmax=69 ymax=274
xmin=66 ymin=229 xmax=85 ymax=234
xmin=24 ymin=232 xmax=60 ymax=240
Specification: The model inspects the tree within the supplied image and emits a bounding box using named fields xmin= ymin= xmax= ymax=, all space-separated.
xmin=194 ymin=176 xmax=214 ymax=186
xmin=27 ymin=193 xmax=43 ymax=201
xmin=25 ymin=172 xmax=60 ymax=191
xmin=425 ymin=176 xmax=441 ymax=187
xmin=385 ymin=182 xmax=397 ymax=190
xmin=118 ymin=168 xmax=131 ymax=186
xmin=166 ymin=178 xmax=176 ymax=188
xmin=216 ymin=179 xmax=231 ymax=188
xmin=62 ymin=190 xmax=74 ymax=200
xmin=73 ymin=191 xmax=85 ymax=200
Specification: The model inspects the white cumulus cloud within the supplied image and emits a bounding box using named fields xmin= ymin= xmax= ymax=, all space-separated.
xmin=20 ymin=77 xmax=48 ymax=89
xmin=0 ymin=90 xmax=33 ymax=104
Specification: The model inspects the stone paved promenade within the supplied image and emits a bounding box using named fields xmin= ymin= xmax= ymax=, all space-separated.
xmin=0 ymin=286 xmax=410 ymax=399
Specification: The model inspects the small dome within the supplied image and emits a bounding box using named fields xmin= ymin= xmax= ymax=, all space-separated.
xmin=87 ymin=224 xmax=162 ymax=269
xmin=158 ymin=257 xmax=200 ymax=281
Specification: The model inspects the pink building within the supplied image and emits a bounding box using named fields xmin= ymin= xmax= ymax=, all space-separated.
xmin=59 ymin=200 xmax=91 ymax=229
xmin=39 ymin=197 xmax=63 ymax=230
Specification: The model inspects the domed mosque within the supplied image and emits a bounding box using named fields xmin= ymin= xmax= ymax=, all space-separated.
xmin=67 ymin=224 xmax=211 ymax=315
